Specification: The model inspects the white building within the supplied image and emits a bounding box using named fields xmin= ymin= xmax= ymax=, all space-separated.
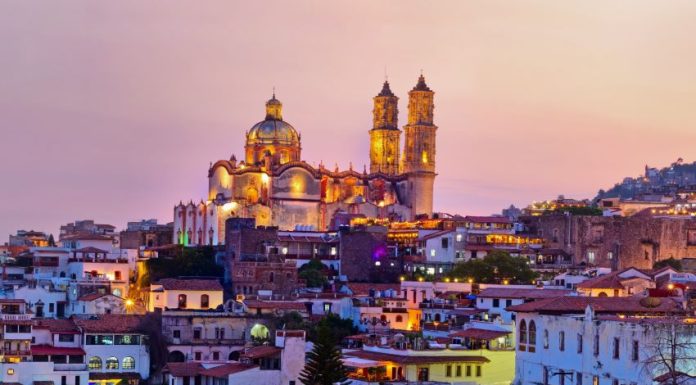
xmin=73 ymin=314 xmax=151 ymax=384
xmin=510 ymin=295 xmax=687 ymax=385
xmin=149 ymin=278 xmax=224 ymax=311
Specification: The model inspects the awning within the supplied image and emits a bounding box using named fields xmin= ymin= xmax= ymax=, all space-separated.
xmin=343 ymin=357 xmax=385 ymax=368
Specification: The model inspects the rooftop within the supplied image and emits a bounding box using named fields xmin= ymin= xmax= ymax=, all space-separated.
xmin=156 ymin=278 xmax=223 ymax=291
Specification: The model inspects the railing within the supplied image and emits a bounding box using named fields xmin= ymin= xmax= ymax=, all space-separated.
xmin=175 ymin=338 xmax=246 ymax=345
xmin=68 ymin=258 xmax=128 ymax=264
xmin=419 ymin=303 xmax=455 ymax=310
xmin=0 ymin=314 xmax=32 ymax=321
xmin=0 ymin=349 xmax=31 ymax=356
xmin=54 ymin=363 xmax=88 ymax=371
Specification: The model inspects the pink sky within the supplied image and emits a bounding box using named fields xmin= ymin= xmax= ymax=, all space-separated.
xmin=3 ymin=1 xmax=696 ymax=238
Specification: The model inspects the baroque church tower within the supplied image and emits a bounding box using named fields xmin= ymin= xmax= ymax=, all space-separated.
xmin=369 ymin=81 xmax=401 ymax=175
xmin=403 ymin=74 xmax=437 ymax=217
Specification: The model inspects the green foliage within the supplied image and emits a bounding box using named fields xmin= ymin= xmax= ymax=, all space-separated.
xmin=143 ymin=246 xmax=223 ymax=287
xmin=47 ymin=234 xmax=56 ymax=247
xmin=654 ymin=257 xmax=682 ymax=271
xmin=299 ymin=324 xmax=350 ymax=385
xmin=449 ymin=250 xmax=538 ymax=284
xmin=308 ymin=314 xmax=357 ymax=345
xmin=273 ymin=312 xmax=357 ymax=345
xmin=299 ymin=259 xmax=329 ymax=288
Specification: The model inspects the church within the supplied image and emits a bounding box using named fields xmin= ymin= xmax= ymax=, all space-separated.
xmin=173 ymin=74 xmax=438 ymax=245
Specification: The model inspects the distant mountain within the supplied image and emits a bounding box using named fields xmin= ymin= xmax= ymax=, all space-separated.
xmin=595 ymin=158 xmax=696 ymax=201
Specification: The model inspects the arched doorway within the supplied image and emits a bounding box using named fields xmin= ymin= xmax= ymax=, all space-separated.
xmin=228 ymin=351 xmax=241 ymax=361
xmin=167 ymin=350 xmax=185 ymax=362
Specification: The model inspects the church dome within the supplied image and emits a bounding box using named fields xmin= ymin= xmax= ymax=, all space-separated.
xmin=246 ymin=95 xmax=300 ymax=146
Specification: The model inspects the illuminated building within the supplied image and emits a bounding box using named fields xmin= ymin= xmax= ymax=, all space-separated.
xmin=174 ymin=75 xmax=439 ymax=245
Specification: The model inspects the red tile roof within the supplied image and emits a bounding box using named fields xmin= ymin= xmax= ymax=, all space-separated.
xmin=163 ymin=362 xmax=204 ymax=377
xmin=464 ymin=216 xmax=511 ymax=224
xmin=156 ymin=278 xmax=223 ymax=291
xmin=242 ymin=346 xmax=281 ymax=359
xmin=477 ymin=287 xmax=571 ymax=300
xmin=449 ymin=328 xmax=510 ymax=340
xmin=576 ymin=272 xmax=627 ymax=290
xmin=31 ymin=345 xmax=85 ymax=355
xmin=200 ymin=363 xmax=257 ymax=378
xmin=507 ymin=296 xmax=684 ymax=315
xmin=73 ymin=314 xmax=146 ymax=333
xmin=344 ymin=283 xmax=400 ymax=296
xmin=345 ymin=350 xmax=490 ymax=364
xmin=418 ymin=229 xmax=455 ymax=242
xmin=75 ymin=247 xmax=109 ymax=254
xmin=33 ymin=319 xmax=80 ymax=334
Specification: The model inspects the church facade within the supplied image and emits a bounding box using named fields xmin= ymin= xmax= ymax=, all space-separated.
xmin=173 ymin=75 xmax=438 ymax=245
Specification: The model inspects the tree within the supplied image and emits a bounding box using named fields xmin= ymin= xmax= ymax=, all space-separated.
xmin=47 ymin=234 xmax=56 ymax=247
xmin=449 ymin=251 xmax=538 ymax=284
xmin=643 ymin=316 xmax=696 ymax=385
xmin=299 ymin=324 xmax=350 ymax=385
xmin=299 ymin=259 xmax=329 ymax=288
xmin=654 ymin=258 xmax=682 ymax=271
xmin=143 ymin=246 xmax=223 ymax=288
xmin=308 ymin=314 xmax=357 ymax=345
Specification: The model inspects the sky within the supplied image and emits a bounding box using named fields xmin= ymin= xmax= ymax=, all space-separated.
xmin=3 ymin=1 xmax=696 ymax=238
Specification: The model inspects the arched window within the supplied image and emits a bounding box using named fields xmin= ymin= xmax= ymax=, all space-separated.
xmin=88 ymin=356 xmax=102 ymax=370
xmin=106 ymin=356 xmax=119 ymax=369
xmin=200 ymin=294 xmax=209 ymax=309
xmin=178 ymin=294 xmax=187 ymax=309
xmin=395 ymin=315 xmax=403 ymax=323
xmin=528 ymin=321 xmax=537 ymax=352
xmin=122 ymin=356 xmax=135 ymax=370
xmin=519 ymin=320 xmax=527 ymax=345
xmin=229 ymin=351 xmax=241 ymax=361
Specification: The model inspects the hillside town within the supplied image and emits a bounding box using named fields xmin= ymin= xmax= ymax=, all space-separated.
xmin=5 ymin=73 xmax=696 ymax=385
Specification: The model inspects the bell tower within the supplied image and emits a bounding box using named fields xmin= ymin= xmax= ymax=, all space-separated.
xmin=403 ymin=74 xmax=437 ymax=218
xmin=369 ymin=81 xmax=401 ymax=175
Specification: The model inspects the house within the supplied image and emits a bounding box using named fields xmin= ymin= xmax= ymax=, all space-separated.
xmin=73 ymin=314 xmax=151 ymax=384
xmin=576 ymin=267 xmax=656 ymax=297
xmin=68 ymin=293 xmax=126 ymax=316
xmin=476 ymin=287 xmax=572 ymax=323
xmin=149 ymin=278 xmax=224 ymax=311
xmin=510 ymin=296 xmax=689 ymax=385
xmin=163 ymin=330 xmax=306 ymax=385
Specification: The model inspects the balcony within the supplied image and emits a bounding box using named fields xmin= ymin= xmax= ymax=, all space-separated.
xmin=68 ymin=257 xmax=128 ymax=264
xmin=0 ymin=349 xmax=31 ymax=356
xmin=0 ymin=314 xmax=32 ymax=321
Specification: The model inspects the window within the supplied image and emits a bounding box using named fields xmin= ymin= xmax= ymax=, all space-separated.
xmin=543 ymin=329 xmax=549 ymax=349
xmin=442 ymin=238 xmax=449 ymax=248
xmin=528 ymin=321 xmax=537 ymax=352
xmin=87 ymin=357 xmax=101 ymax=369
xmin=543 ymin=367 xmax=549 ymax=385
xmin=587 ymin=251 xmax=596 ymax=264
xmin=61 ymin=376 xmax=66 ymax=385
xmin=519 ymin=320 xmax=527 ymax=351
xmin=396 ymin=315 xmax=403 ymax=323
xmin=178 ymin=294 xmax=187 ymax=309
xmin=194 ymin=352 xmax=202 ymax=360
xmin=115 ymin=335 xmax=140 ymax=345
xmin=593 ymin=334 xmax=599 ymax=356
xmin=577 ymin=334 xmax=583 ymax=353
xmin=446 ymin=365 xmax=452 ymax=377
xmin=613 ymin=338 xmax=620 ymax=359
xmin=122 ymin=356 xmax=135 ymax=370
xmin=213 ymin=351 xmax=219 ymax=360
xmin=456 ymin=365 xmax=462 ymax=377
xmin=475 ymin=366 xmax=481 ymax=377
xmin=593 ymin=376 xmax=599 ymax=385
xmin=58 ymin=334 xmax=73 ymax=342
xmin=200 ymin=294 xmax=209 ymax=309
xmin=632 ymin=340 xmax=639 ymax=361
xmin=105 ymin=356 xmax=118 ymax=369
xmin=506 ymin=299 xmax=512 ymax=307
xmin=612 ymin=380 xmax=619 ymax=385
xmin=173 ymin=330 xmax=181 ymax=339
xmin=193 ymin=328 xmax=202 ymax=339
xmin=559 ymin=331 xmax=565 ymax=351
xmin=576 ymin=373 xmax=583 ymax=385
xmin=493 ymin=299 xmax=500 ymax=308
xmin=466 ymin=365 xmax=471 ymax=377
